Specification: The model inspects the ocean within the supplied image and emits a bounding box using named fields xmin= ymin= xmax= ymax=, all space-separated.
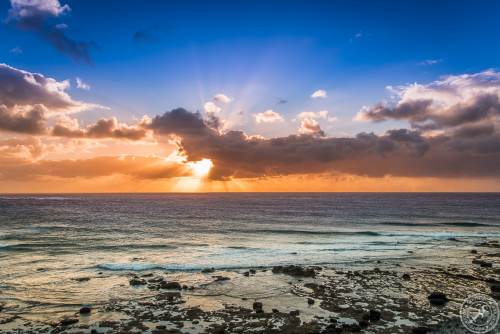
xmin=1 ymin=193 xmax=499 ymax=324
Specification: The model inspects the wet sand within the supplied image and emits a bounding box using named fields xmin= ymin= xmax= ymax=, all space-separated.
xmin=1 ymin=240 xmax=499 ymax=333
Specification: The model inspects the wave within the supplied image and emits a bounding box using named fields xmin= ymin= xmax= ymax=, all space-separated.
xmin=439 ymin=222 xmax=498 ymax=227
xmin=233 ymin=229 xmax=382 ymax=236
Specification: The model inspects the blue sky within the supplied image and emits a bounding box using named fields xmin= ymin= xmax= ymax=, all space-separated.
xmin=2 ymin=0 xmax=500 ymax=136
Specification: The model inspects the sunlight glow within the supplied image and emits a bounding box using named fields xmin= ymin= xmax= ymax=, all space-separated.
xmin=187 ymin=159 xmax=213 ymax=178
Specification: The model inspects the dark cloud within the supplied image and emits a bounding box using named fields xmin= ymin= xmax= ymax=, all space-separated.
xmin=133 ymin=30 xmax=159 ymax=44
xmin=7 ymin=0 xmax=93 ymax=63
xmin=0 ymin=104 xmax=47 ymax=134
xmin=147 ymin=108 xmax=494 ymax=180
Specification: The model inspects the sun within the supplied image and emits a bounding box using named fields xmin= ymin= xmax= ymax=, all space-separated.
xmin=187 ymin=159 xmax=213 ymax=178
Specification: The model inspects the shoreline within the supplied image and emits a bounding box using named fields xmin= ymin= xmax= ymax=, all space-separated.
xmin=1 ymin=241 xmax=499 ymax=333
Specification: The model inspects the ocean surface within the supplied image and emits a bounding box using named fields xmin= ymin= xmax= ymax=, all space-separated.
xmin=1 ymin=193 xmax=500 ymax=321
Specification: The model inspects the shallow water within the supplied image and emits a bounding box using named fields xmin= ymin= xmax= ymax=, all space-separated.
xmin=0 ymin=193 xmax=499 ymax=321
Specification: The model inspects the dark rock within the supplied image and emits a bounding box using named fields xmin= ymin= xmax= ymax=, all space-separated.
xmin=448 ymin=237 xmax=459 ymax=242
xmin=402 ymin=273 xmax=411 ymax=280
xmin=156 ymin=325 xmax=166 ymax=329
xmin=289 ymin=310 xmax=300 ymax=317
xmin=359 ymin=320 xmax=369 ymax=328
xmin=369 ymin=309 xmax=381 ymax=321
xmin=129 ymin=278 xmax=146 ymax=286
xmin=271 ymin=265 xmax=316 ymax=277
xmin=213 ymin=276 xmax=230 ymax=282
xmin=252 ymin=301 xmax=263 ymax=312
xmin=243 ymin=271 xmax=250 ymax=277
xmin=141 ymin=273 xmax=154 ymax=277
xmin=428 ymin=292 xmax=448 ymax=305
xmin=412 ymin=327 xmax=432 ymax=334
xmin=201 ymin=268 xmax=215 ymax=273
xmin=59 ymin=317 xmax=79 ymax=326
xmin=160 ymin=281 xmax=182 ymax=290
xmin=470 ymin=249 xmax=478 ymax=254
xmin=481 ymin=262 xmax=493 ymax=268
xmin=249 ymin=269 xmax=256 ymax=274
xmin=307 ymin=298 xmax=315 ymax=305
xmin=491 ymin=285 xmax=500 ymax=293
xmin=74 ymin=277 xmax=91 ymax=282
xmin=79 ymin=306 xmax=91 ymax=315
xmin=272 ymin=308 xmax=279 ymax=313
xmin=91 ymin=330 xmax=99 ymax=334
xmin=182 ymin=284 xmax=188 ymax=289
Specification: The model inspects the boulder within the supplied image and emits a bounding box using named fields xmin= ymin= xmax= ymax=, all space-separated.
xmin=428 ymin=292 xmax=448 ymax=306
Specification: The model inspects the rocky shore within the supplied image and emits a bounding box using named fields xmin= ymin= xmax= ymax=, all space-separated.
xmin=1 ymin=241 xmax=499 ymax=334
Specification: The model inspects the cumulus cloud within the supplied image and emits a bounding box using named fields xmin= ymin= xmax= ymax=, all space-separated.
xmin=6 ymin=0 xmax=93 ymax=63
xmin=356 ymin=70 xmax=500 ymax=135
xmin=52 ymin=116 xmax=148 ymax=140
xmin=297 ymin=110 xmax=337 ymax=123
xmin=143 ymin=107 xmax=500 ymax=180
xmin=310 ymin=89 xmax=327 ymax=99
xmin=0 ymin=64 xmax=95 ymax=112
xmin=254 ymin=110 xmax=284 ymax=124
xmin=0 ymin=64 xmax=105 ymax=135
xmin=298 ymin=118 xmax=325 ymax=136
xmin=75 ymin=77 xmax=90 ymax=90
xmin=203 ymin=101 xmax=221 ymax=114
xmin=213 ymin=93 xmax=232 ymax=104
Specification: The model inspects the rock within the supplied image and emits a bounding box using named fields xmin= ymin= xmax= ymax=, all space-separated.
xmin=289 ymin=310 xmax=300 ymax=317
xmin=201 ymin=268 xmax=215 ymax=273
xmin=252 ymin=301 xmax=263 ymax=312
xmin=156 ymin=325 xmax=166 ymax=329
xmin=402 ymin=273 xmax=411 ymax=280
xmin=272 ymin=308 xmax=279 ymax=313
xmin=74 ymin=277 xmax=91 ymax=282
xmin=448 ymin=237 xmax=459 ymax=242
xmin=491 ymin=285 xmax=500 ymax=293
xmin=249 ymin=269 xmax=256 ymax=275
xmin=129 ymin=278 xmax=146 ymax=286
xmin=369 ymin=309 xmax=381 ymax=321
xmin=91 ymin=329 xmax=99 ymax=334
xmin=243 ymin=271 xmax=250 ymax=277
xmin=59 ymin=317 xmax=79 ymax=326
xmin=213 ymin=276 xmax=230 ymax=282
xmin=307 ymin=298 xmax=315 ymax=305
xmin=428 ymin=292 xmax=448 ymax=305
xmin=182 ymin=284 xmax=189 ymax=289
xmin=481 ymin=262 xmax=493 ymax=268
xmin=359 ymin=320 xmax=369 ymax=328
xmin=160 ymin=281 xmax=182 ymax=290
xmin=470 ymin=249 xmax=478 ymax=254
xmin=271 ymin=265 xmax=316 ymax=277
xmin=141 ymin=273 xmax=153 ymax=277
xmin=412 ymin=326 xmax=432 ymax=334
xmin=79 ymin=306 xmax=91 ymax=315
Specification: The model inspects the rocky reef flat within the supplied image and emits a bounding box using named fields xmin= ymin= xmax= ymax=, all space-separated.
xmin=1 ymin=241 xmax=499 ymax=334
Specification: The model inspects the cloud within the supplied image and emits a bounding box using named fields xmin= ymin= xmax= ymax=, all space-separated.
xmin=419 ymin=59 xmax=442 ymax=66
xmin=297 ymin=110 xmax=336 ymax=122
xmin=0 ymin=104 xmax=47 ymax=134
xmin=254 ymin=110 xmax=284 ymax=123
xmin=213 ymin=93 xmax=232 ymax=104
xmin=75 ymin=77 xmax=90 ymax=90
xmin=144 ymin=107 xmax=500 ymax=180
xmin=52 ymin=116 xmax=148 ymax=140
xmin=133 ymin=29 xmax=159 ymax=44
xmin=203 ymin=101 xmax=221 ymax=114
xmin=356 ymin=70 xmax=500 ymax=134
xmin=310 ymin=89 xmax=327 ymax=99
xmin=0 ymin=155 xmax=191 ymax=181
xmin=9 ymin=46 xmax=23 ymax=54
xmin=7 ymin=0 xmax=93 ymax=63
xmin=298 ymin=118 xmax=325 ymax=136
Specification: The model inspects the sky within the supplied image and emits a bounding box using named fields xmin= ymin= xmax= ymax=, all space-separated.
xmin=1 ymin=0 xmax=500 ymax=192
